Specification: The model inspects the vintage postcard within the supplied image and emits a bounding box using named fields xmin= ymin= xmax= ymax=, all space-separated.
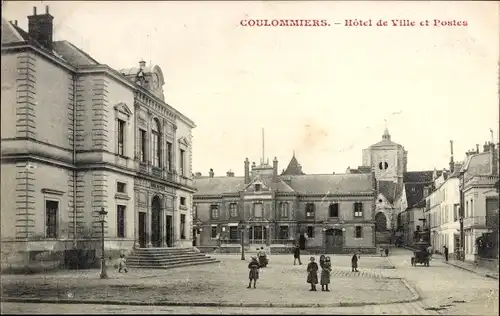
xmin=1 ymin=1 xmax=499 ymax=315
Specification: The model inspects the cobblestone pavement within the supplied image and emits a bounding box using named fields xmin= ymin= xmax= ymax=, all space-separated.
xmin=1 ymin=255 xmax=413 ymax=307
xmin=1 ymin=301 xmax=437 ymax=315
xmin=386 ymin=248 xmax=499 ymax=315
xmin=2 ymin=250 xmax=497 ymax=315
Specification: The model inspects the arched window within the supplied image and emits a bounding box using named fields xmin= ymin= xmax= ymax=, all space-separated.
xmin=152 ymin=119 xmax=161 ymax=167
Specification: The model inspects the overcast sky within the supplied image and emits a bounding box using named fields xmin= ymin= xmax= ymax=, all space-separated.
xmin=3 ymin=1 xmax=499 ymax=176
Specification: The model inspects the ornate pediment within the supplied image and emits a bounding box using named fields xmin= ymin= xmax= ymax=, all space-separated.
xmin=243 ymin=177 xmax=271 ymax=193
xmin=178 ymin=136 xmax=190 ymax=147
xmin=114 ymin=102 xmax=133 ymax=117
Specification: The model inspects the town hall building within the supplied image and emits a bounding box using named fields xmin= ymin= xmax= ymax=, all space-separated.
xmin=1 ymin=7 xmax=196 ymax=269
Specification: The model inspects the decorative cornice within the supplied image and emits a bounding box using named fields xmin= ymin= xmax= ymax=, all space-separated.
xmin=41 ymin=188 xmax=65 ymax=196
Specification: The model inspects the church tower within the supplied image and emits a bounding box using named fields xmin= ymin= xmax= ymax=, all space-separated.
xmin=362 ymin=128 xmax=407 ymax=187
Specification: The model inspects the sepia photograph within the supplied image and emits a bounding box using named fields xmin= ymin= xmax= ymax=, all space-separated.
xmin=1 ymin=1 xmax=499 ymax=314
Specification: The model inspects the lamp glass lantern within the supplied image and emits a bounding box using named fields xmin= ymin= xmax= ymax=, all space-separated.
xmin=98 ymin=208 xmax=108 ymax=222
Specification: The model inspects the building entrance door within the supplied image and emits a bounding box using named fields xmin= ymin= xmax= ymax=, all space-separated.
xmin=325 ymin=229 xmax=343 ymax=253
xmin=139 ymin=212 xmax=146 ymax=248
xmin=166 ymin=215 xmax=173 ymax=247
xmin=151 ymin=196 xmax=162 ymax=247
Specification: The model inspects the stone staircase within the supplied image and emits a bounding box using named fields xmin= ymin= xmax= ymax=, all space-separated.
xmin=126 ymin=247 xmax=219 ymax=269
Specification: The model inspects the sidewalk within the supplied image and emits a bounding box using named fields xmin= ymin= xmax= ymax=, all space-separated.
xmin=432 ymin=253 xmax=499 ymax=280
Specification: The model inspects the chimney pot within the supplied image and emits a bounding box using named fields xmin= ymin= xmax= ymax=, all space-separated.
xmin=46 ymin=5 xmax=49 ymax=14
xmin=33 ymin=7 xmax=37 ymax=15
xmin=15 ymin=20 xmax=18 ymax=26
xmin=139 ymin=60 xmax=146 ymax=68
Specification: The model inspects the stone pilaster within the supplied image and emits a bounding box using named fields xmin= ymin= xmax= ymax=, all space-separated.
xmin=15 ymin=52 xmax=36 ymax=139
xmin=91 ymin=78 xmax=109 ymax=150
xmin=91 ymin=171 xmax=108 ymax=237
xmin=15 ymin=162 xmax=35 ymax=239
xmin=147 ymin=191 xmax=152 ymax=248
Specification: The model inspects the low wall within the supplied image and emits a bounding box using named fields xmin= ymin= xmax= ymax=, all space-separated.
xmin=0 ymin=239 xmax=134 ymax=274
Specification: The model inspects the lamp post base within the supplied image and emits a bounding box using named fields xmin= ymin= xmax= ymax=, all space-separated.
xmin=100 ymin=259 xmax=108 ymax=279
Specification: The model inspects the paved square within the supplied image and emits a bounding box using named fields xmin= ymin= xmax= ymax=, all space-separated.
xmin=1 ymin=254 xmax=413 ymax=307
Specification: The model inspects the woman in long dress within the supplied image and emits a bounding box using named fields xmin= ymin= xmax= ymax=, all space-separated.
xmin=306 ymin=257 xmax=319 ymax=291
xmin=320 ymin=256 xmax=332 ymax=291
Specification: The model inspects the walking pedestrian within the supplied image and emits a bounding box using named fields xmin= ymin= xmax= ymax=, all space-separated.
xmin=247 ymin=256 xmax=260 ymax=289
xmin=443 ymin=245 xmax=449 ymax=261
xmin=351 ymin=252 xmax=359 ymax=272
xmin=384 ymin=247 xmax=389 ymax=257
xmin=320 ymin=256 xmax=332 ymax=291
xmin=294 ymin=244 xmax=302 ymax=265
xmin=319 ymin=255 xmax=326 ymax=269
xmin=118 ymin=254 xmax=128 ymax=273
xmin=306 ymin=257 xmax=319 ymax=291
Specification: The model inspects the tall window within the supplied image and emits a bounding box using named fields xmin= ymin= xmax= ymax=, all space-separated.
xmin=139 ymin=129 xmax=146 ymax=162
xmin=179 ymin=149 xmax=185 ymax=176
xmin=355 ymin=226 xmax=363 ymax=238
xmin=211 ymin=226 xmax=217 ymax=238
xmin=306 ymin=203 xmax=315 ymax=218
xmin=280 ymin=202 xmax=289 ymax=218
xmin=329 ymin=203 xmax=339 ymax=217
xmin=193 ymin=204 xmax=198 ymax=219
xmin=152 ymin=119 xmax=161 ymax=167
xmin=117 ymin=119 xmax=125 ymax=156
xmin=229 ymin=203 xmax=238 ymax=217
xmin=45 ymin=200 xmax=58 ymax=238
xmin=166 ymin=142 xmax=173 ymax=171
xmin=254 ymin=203 xmax=263 ymax=218
xmin=354 ymin=202 xmax=363 ymax=217
xmin=307 ymin=226 xmax=315 ymax=238
xmin=180 ymin=197 xmax=186 ymax=206
xmin=180 ymin=214 xmax=186 ymax=239
xmin=117 ymin=205 xmax=125 ymax=238
xmin=210 ymin=205 xmax=219 ymax=219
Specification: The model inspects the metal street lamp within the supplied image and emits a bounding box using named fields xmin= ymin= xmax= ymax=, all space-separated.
xmin=98 ymin=207 xmax=108 ymax=279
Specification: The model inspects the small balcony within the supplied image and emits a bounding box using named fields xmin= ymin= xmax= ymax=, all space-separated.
xmin=463 ymin=216 xmax=487 ymax=229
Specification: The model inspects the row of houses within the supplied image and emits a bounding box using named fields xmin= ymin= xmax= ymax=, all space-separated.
xmin=396 ymin=141 xmax=499 ymax=263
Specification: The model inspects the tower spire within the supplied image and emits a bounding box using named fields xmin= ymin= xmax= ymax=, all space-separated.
xmin=382 ymin=120 xmax=391 ymax=141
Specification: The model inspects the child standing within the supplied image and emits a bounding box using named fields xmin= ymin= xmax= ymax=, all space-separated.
xmin=306 ymin=257 xmax=319 ymax=291
xmin=247 ymin=256 xmax=260 ymax=289
xmin=321 ymin=256 xmax=332 ymax=291
xmin=118 ymin=254 xmax=128 ymax=273
xmin=351 ymin=252 xmax=359 ymax=272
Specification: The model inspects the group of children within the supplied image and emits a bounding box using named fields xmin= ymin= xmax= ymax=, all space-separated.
xmin=247 ymin=252 xmax=360 ymax=291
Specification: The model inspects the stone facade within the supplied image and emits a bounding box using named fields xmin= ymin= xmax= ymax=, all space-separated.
xmin=193 ymin=155 xmax=377 ymax=254
xmin=0 ymin=10 xmax=195 ymax=272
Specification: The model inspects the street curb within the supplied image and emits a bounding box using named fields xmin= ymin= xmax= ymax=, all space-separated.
xmin=1 ymin=280 xmax=420 ymax=308
xmin=444 ymin=261 xmax=499 ymax=280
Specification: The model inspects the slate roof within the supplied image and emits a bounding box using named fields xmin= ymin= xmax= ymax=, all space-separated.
xmin=461 ymin=151 xmax=492 ymax=176
xmin=282 ymin=154 xmax=305 ymax=175
xmin=403 ymin=171 xmax=437 ymax=183
xmin=194 ymin=173 xmax=374 ymax=196
xmin=2 ymin=18 xmax=99 ymax=67
xmin=378 ymin=180 xmax=398 ymax=204
xmin=405 ymin=183 xmax=426 ymax=208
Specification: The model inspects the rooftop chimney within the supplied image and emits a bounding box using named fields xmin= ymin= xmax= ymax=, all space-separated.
xmin=139 ymin=60 xmax=146 ymax=68
xmin=272 ymin=157 xmax=278 ymax=182
xmin=484 ymin=142 xmax=490 ymax=152
xmin=209 ymin=168 xmax=214 ymax=178
xmin=490 ymin=142 xmax=498 ymax=176
xmin=449 ymin=140 xmax=455 ymax=173
xmin=226 ymin=170 xmax=235 ymax=177
xmin=476 ymin=144 xmax=480 ymax=153
xmin=244 ymin=158 xmax=250 ymax=184
xmin=28 ymin=6 xmax=54 ymax=51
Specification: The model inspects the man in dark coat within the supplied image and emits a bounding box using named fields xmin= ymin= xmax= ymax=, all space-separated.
xmin=351 ymin=253 xmax=359 ymax=272
xmin=294 ymin=245 xmax=302 ymax=265
xmin=443 ymin=245 xmax=449 ymax=261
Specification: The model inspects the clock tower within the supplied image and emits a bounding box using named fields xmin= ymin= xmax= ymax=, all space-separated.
xmin=119 ymin=60 xmax=166 ymax=101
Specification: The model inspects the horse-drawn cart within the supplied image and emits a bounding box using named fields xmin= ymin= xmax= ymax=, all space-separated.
xmin=411 ymin=241 xmax=431 ymax=267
